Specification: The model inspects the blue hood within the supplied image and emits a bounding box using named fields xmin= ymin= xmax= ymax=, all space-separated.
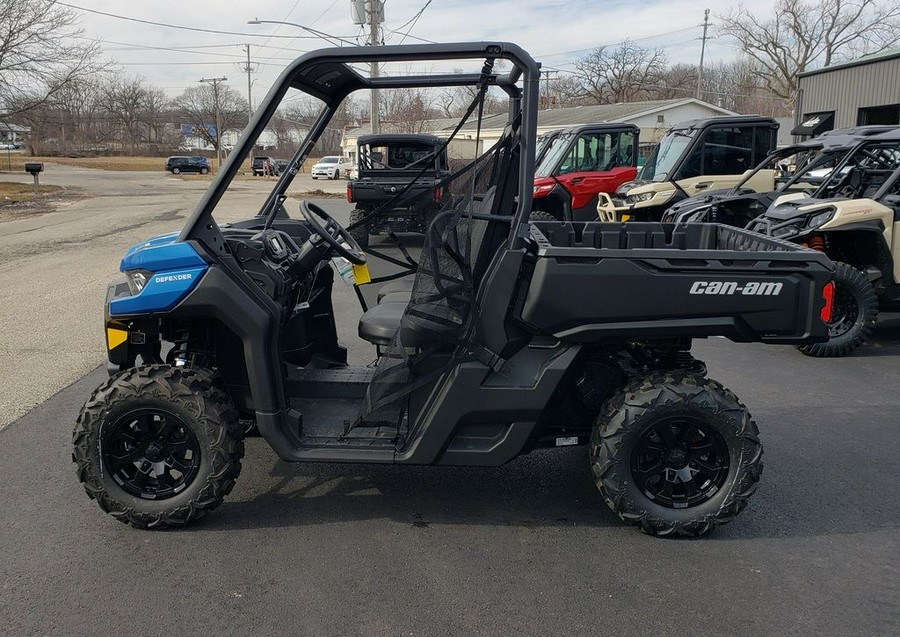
xmin=120 ymin=233 xmax=206 ymax=272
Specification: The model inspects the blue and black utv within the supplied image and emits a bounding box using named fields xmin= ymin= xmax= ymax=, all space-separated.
xmin=74 ymin=43 xmax=835 ymax=536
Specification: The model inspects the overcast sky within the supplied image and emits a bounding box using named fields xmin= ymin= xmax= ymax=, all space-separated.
xmin=61 ymin=0 xmax=772 ymax=102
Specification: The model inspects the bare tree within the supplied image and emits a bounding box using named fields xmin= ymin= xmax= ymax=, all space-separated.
xmin=171 ymin=84 xmax=248 ymax=152
xmin=101 ymin=77 xmax=151 ymax=154
xmin=571 ymin=41 xmax=668 ymax=104
xmin=0 ymin=0 xmax=107 ymax=116
xmin=719 ymin=0 xmax=900 ymax=101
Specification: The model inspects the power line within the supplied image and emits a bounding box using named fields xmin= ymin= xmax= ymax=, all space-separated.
xmin=58 ymin=2 xmax=354 ymax=40
xmin=394 ymin=0 xmax=432 ymax=44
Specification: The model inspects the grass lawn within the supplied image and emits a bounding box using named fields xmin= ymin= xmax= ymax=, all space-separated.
xmin=0 ymin=181 xmax=64 ymax=204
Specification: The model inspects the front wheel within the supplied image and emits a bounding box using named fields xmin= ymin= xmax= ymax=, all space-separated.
xmin=591 ymin=372 xmax=762 ymax=537
xmin=72 ymin=365 xmax=244 ymax=529
xmin=200 ymin=167 xmax=209 ymax=175
xmin=797 ymin=261 xmax=878 ymax=357
xmin=332 ymin=168 xmax=340 ymax=180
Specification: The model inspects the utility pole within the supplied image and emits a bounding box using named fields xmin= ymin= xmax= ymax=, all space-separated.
xmin=241 ymin=45 xmax=256 ymax=163
xmin=367 ymin=1 xmax=382 ymax=134
xmin=541 ymin=70 xmax=558 ymax=110
xmin=200 ymin=77 xmax=228 ymax=172
xmin=696 ymin=9 xmax=710 ymax=101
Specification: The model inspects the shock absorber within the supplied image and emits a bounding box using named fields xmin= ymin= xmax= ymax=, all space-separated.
xmin=806 ymin=234 xmax=826 ymax=252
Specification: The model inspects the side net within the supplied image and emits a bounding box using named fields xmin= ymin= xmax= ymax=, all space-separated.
xmin=358 ymin=73 xmax=522 ymax=429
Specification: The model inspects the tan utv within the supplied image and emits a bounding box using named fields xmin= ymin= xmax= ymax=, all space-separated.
xmin=747 ymin=129 xmax=900 ymax=356
xmin=597 ymin=116 xmax=778 ymax=222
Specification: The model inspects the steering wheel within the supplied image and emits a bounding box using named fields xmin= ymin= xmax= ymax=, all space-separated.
xmin=298 ymin=200 xmax=366 ymax=265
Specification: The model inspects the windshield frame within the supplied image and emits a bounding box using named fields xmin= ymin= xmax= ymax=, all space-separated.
xmin=177 ymin=42 xmax=541 ymax=252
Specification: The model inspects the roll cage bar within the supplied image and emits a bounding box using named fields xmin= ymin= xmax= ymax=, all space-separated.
xmin=177 ymin=42 xmax=541 ymax=252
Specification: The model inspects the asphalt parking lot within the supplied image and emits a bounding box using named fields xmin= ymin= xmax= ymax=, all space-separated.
xmin=1 ymin=166 xmax=899 ymax=636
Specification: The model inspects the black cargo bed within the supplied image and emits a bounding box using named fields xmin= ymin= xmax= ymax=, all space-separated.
xmin=522 ymin=222 xmax=833 ymax=344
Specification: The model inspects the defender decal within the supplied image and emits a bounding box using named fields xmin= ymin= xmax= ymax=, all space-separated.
xmin=689 ymin=281 xmax=783 ymax=296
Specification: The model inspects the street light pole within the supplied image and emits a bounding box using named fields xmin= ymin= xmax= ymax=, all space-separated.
xmin=200 ymin=77 xmax=228 ymax=172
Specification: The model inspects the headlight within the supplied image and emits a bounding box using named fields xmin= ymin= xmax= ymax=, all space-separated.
xmin=125 ymin=270 xmax=151 ymax=295
xmin=627 ymin=191 xmax=655 ymax=204
xmin=807 ymin=209 xmax=835 ymax=229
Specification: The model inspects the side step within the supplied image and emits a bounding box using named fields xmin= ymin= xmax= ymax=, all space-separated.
xmin=287 ymin=366 xmax=376 ymax=399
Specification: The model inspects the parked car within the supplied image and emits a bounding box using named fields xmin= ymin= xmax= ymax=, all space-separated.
xmin=272 ymin=159 xmax=290 ymax=176
xmin=251 ymin=156 xmax=271 ymax=176
xmin=165 ymin=156 xmax=210 ymax=174
xmin=311 ymin=155 xmax=351 ymax=179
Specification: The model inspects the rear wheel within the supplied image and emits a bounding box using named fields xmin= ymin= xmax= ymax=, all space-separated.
xmin=590 ymin=372 xmax=762 ymax=537
xmin=798 ymin=261 xmax=878 ymax=357
xmin=172 ymin=167 xmax=181 ymax=175
xmin=348 ymin=207 xmax=370 ymax=249
xmin=73 ymin=365 xmax=244 ymax=529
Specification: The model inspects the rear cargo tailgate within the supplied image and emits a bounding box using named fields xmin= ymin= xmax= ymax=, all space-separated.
xmin=521 ymin=222 xmax=833 ymax=344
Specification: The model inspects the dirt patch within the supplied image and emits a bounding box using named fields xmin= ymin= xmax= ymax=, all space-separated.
xmin=0 ymin=182 xmax=81 ymax=222
xmin=287 ymin=189 xmax=346 ymax=199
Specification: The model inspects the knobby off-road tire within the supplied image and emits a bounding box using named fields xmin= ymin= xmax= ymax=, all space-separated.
xmin=528 ymin=210 xmax=558 ymax=222
xmin=73 ymin=365 xmax=244 ymax=529
xmin=348 ymin=207 xmax=370 ymax=249
xmin=798 ymin=261 xmax=878 ymax=358
xmin=590 ymin=372 xmax=762 ymax=537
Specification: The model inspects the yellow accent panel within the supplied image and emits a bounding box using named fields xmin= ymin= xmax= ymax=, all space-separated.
xmin=352 ymin=263 xmax=372 ymax=285
xmin=107 ymin=328 xmax=128 ymax=350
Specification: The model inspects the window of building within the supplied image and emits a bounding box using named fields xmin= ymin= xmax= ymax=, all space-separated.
xmin=857 ymin=104 xmax=900 ymax=126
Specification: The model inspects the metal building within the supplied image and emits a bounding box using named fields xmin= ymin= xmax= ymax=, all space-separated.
xmin=793 ymin=48 xmax=900 ymax=137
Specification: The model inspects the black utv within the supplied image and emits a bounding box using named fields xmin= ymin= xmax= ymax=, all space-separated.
xmin=74 ymin=43 xmax=833 ymax=537
xmin=346 ymin=133 xmax=451 ymax=247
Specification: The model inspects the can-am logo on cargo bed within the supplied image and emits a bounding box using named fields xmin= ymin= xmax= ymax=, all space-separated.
xmin=689 ymin=281 xmax=783 ymax=296
xmin=154 ymin=273 xmax=193 ymax=284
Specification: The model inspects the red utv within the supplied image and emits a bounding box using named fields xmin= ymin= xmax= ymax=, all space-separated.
xmin=530 ymin=123 xmax=639 ymax=220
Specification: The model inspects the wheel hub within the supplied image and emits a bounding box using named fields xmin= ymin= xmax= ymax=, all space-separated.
xmin=630 ymin=415 xmax=731 ymax=509
xmin=102 ymin=408 xmax=201 ymax=500
xmin=665 ymin=447 xmax=688 ymax=469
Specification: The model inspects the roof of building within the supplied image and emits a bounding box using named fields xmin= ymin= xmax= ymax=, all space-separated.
xmin=455 ymin=98 xmax=736 ymax=132
xmin=0 ymin=122 xmax=31 ymax=134
xmin=798 ymin=47 xmax=900 ymax=78
xmin=342 ymin=98 xmax=738 ymax=142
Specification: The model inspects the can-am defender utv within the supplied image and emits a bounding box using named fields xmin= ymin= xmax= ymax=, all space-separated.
xmin=661 ymin=126 xmax=898 ymax=227
xmin=597 ymin=116 xmax=778 ymax=222
xmin=73 ymin=43 xmax=834 ymax=537
xmin=529 ymin=123 xmax=639 ymax=221
xmin=346 ymin=133 xmax=451 ymax=248
xmin=745 ymin=129 xmax=900 ymax=357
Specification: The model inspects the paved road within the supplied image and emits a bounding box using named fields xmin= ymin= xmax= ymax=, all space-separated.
xmin=2 ymin=165 xmax=899 ymax=635
xmin=1 ymin=326 xmax=899 ymax=636
xmin=0 ymin=166 xmax=350 ymax=427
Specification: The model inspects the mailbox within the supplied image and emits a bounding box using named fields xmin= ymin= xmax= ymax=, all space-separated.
xmin=24 ymin=163 xmax=44 ymax=175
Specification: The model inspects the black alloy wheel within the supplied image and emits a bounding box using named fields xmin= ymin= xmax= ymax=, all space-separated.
xmin=630 ymin=416 xmax=730 ymax=509
xmin=591 ymin=372 xmax=762 ymax=537
xmin=798 ymin=261 xmax=878 ymax=357
xmin=102 ymin=407 xmax=201 ymax=500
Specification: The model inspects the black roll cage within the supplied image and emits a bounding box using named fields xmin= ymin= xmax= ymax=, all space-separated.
xmin=177 ymin=42 xmax=541 ymax=252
